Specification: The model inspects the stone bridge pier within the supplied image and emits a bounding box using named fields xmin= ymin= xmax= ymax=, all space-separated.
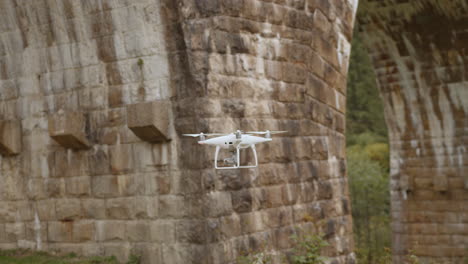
xmin=0 ymin=0 xmax=466 ymax=263
xmin=0 ymin=0 xmax=356 ymax=263
xmin=359 ymin=0 xmax=468 ymax=263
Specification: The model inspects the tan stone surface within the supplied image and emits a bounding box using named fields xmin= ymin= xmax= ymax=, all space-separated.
xmin=0 ymin=120 xmax=21 ymax=156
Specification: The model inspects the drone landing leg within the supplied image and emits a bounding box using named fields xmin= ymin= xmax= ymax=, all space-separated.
xmin=237 ymin=146 xmax=240 ymax=168
xmin=214 ymin=146 xmax=220 ymax=169
xmin=252 ymin=145 xmax=258 ymax=167
xmin=237 ymin=144 xmax=258 ymax=169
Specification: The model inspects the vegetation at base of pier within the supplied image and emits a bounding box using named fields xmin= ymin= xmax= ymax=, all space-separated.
xmin=236 ymin=231 xmax=329 ymax=264
xmin=289 ymin=233 xmax=328 ymax=264
xmin=0 ymin=249 xmax=140 ymax=264
xmin=346 ymin=25 xmax=391 ymax=264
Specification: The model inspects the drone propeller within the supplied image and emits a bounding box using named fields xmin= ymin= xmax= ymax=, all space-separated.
xmin=182 ymin=133 xmax=226 ymax=137
xmin=245 ymin=130 xmax=287 ymax=135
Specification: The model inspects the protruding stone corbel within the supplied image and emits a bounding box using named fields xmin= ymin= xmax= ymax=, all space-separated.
xmin=48 ymin=112 xmax=90 ymax=150
xmin=127 ymin=101 xmax=171 ymax=143
xmin=0 ymin=120 xmax=22 ymax=156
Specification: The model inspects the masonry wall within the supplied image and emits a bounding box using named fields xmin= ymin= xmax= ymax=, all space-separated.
xmin=359 ymin=0 xmax=468 ymax=263
xmin=0 ymin=0 xmax=357 ymax=263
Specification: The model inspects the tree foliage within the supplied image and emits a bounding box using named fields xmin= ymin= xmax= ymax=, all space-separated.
xmin=346 ymin=26 xmax=391 ymax=264
xmin=346 ymin=31 xmax=388 ymax=143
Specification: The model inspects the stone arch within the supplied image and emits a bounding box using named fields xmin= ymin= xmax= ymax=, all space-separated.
xmin=357 ymin=0 xmax=468 ymax=262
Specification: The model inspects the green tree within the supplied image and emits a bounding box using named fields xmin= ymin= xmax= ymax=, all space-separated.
xmin=346 ymin=24 xmax=391 ymax=264
xmin=346 ymin=31 xmax=388 ymax=145
xmin=347 ymin=145 xmax=391 ymax=264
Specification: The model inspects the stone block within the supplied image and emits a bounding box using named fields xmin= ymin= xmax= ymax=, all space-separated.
xmin=106 ymin=197 xmax=156 ymax=220
xmin=106 ymin=198 xmax=134 ymax=219
xmin=158 ymin=195 xmax=188 ymax=218
xmin=96 ymin=221 xmax=126 ymax=241
xmin=219 ymin=215 xmax=241 ymax=238
xmin=202 ymin=192 xmax=232 ymax=218
xmin=150 ymin=220 xmax=175 ymax=243
xmin=36 ymin=200 xmax=56 ymax=220
xmin=175 ymin=219 xmax=206 ymax=244
xmin=48 ymin=221 xmax=73 ymax=242
xmin=5 ymin=223 xmax=25 ymax=242
xmin=239 ymin=212 xmax=264 ymax=233
xmin=48 ymin=112 xmax=90 ymax=149
xmin=65 ymin=176 xmax=91 ymax=196
xmin=109 ymin=144 xmax=134 ymax=174
xmin=0 ymin=120 xmax=21 ymax=156
xmin=132 ymin=243 xmax=161 ymax=264
xmin=433 ymin=175 xmax=448 ymax=192
xmin=127 ymin=101 xmax=170 ymax=142
xmin=56 ymin=199 xmax=82 ymax=220
xmin=91 ymin=175 xmax=119 ymax=198
xmin=73 ymin=221 xmax=95 ymax=242
xmin=88 ymin=147 xmax=110 ymax=176
xmin=127 ymin=221 xmax=150 ymax=242
xmin=231 ymin=189 xmax=252 ymax=213
xmin=82 ymin=199 xmax=106 ymax=219
xmin=102 ymin=243 xmax=131 ymax=263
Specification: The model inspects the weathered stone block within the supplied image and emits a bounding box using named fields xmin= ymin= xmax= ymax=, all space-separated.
xmin=48 ymin=221 xmax=73 ymax=242
xmin=231 ymin=189 xmax=253 ymax=213
xmin=56 ymin=199 xmax=82 ymax=220
xmin=82 ymin=199 xmax=106 ymax=219
xmin=132 ymin=243 xmax=162 ymax=264
xmin=5 ymin=223 xmax=25 ymax=242
xmin=91 ymin=175 xmax=119 ymax=198
xmin=202 ymin=192 xmax=233 ymax=218
xmin=65 ymin=176 xmax=91 ymax=196
xmin=127 ymin=101 xmax=170 ymax=142
xmin=73 ymin=221 xmax=95 ymax=242
xmin=175 ymin=219 xmax=206 ymax=244
xmin=36 ymin=200 xmax=56 ymax=221
xmin=0 ymin=120 xmax=21 ymax=156
xmin=109 ymin=144 xmax=134 ymax=174
xmin=48 ymin=112 xmax=90 ymax=149
xmin=96 ymin=221 xmax=126 ymax=242
xmin=150 ymin=220 xmax=175 ymax=243
xmin=127 ymin=221 xmax=150 ymax=242
xmin=219 ymin=215 xmax=241 ymax=238
xmin=106 ymin=197 xmax=156 ymax=220
xmin=433 ymin=175 xmax=448 ymax=192
xmin=102 ymin=243 xmax=131 ymax=263
xmin=239 ymin=212 xmax=264 ymax=233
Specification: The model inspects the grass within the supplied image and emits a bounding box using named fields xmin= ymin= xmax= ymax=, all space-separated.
xmin=0 ymin=249 xmax=119 ymax=264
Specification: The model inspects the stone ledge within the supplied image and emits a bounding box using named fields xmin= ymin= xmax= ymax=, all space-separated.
xmin=48 ymin=112 xmax=90 ymax=150
xmin=127 ymin=101 xmax=170 ymax=143
xmin=0 ymin=120 xmax=22 ymax=156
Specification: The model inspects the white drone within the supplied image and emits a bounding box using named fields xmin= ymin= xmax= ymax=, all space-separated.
xmin=183 ymin=130 xmax=286 ymax=169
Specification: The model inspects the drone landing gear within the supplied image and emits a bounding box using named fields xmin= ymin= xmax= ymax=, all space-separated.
xmin=214 ymin=145 xmax=258 ymax=169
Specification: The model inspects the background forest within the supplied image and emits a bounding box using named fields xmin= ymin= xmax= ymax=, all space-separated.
xmin=346 ymin=29 xmax=391 ymax=264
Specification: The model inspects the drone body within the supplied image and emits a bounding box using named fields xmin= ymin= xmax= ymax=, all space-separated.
xmin=183 ymin=130 xmax=286 ymax=169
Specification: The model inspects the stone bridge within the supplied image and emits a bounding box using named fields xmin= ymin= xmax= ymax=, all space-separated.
xmin=0 ymin=0 xmax=466 ymax=263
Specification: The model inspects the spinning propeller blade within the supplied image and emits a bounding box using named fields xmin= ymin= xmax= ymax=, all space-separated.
xmin=245 ymin=131 xmax=287 ymax=135
xmin=183 ymin=133 xmax=226 ymax=137
xmin=183 ymin=134 xmax=201 ymax=137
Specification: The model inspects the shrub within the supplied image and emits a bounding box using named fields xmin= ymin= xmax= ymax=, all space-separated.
xmin=290 ymin=233 xmax=329 ymax=264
